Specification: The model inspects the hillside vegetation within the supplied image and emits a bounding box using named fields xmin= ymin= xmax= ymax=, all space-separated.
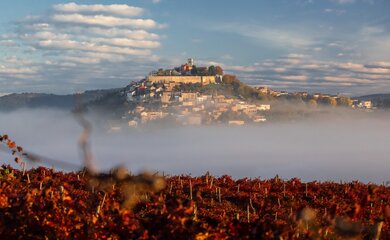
xmin=0 ymin=165 xmax=388 ymax=239
xmin=0 ymin=89 xmax=120 ymax=112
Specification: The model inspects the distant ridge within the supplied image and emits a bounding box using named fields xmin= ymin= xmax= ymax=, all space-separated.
xmin=356 ymin=93 xmax=390 ymax=100
xmin=356 ymin=93 xmax=390 ymax=108
xmin=0 ymin=88 xmax=120 ymax=112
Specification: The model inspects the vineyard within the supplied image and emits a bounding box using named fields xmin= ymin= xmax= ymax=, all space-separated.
xmin=1 ymin=135 xmax=389 ymax=239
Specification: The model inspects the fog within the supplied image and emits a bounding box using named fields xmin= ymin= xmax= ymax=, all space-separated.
xmin=1 ymin=109 xmax=390 ymax=184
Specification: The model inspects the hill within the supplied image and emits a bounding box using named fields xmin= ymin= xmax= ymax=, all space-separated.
xmin=357 ymin=93 xmax=390 ymax=108
xmin=0 ymin=73 xmax=365 ymax=127
xmin=0 ymin=89 xmax=120 ymax=112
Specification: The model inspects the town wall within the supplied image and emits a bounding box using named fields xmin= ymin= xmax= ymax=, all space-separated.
xmin=147 ymin=75 xmax=216 ymax=85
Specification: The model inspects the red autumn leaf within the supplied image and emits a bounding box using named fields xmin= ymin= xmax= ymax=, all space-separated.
xmin=0 ymin=166 xmax=388 ymax=239
xmin=385 ymin=205 xmax=390 ymax=219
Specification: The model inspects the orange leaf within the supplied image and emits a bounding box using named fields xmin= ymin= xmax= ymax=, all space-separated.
xmin=7 ymin=141 xmax=16 ymax=149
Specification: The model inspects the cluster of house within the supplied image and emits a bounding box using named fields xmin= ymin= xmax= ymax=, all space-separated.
xmin=125 ymin=84 xmax=271 ymax=127
xmin=352 ymin=100 xmax=373 ymax=109
xmin=255 ymin=86 xmax=373 ymax=109
xmin=125 ymin=81 xmax=164 ymax=103
xmin=257 ymin=86 xmax=333 ymax=99
xmin=255 ymin=86 xmax=288 ymax=97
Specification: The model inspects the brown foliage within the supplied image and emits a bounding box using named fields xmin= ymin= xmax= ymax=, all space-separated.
xmin=0 ymin=167 xmax=388 ymax=239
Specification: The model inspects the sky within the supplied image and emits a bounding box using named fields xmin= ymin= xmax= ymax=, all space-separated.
xmin=0 ymin=0 xmax=389 ymax=96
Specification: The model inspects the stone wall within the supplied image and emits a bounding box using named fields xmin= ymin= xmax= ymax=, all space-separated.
xmin=147 ymin=75 xmax=216 ymax=85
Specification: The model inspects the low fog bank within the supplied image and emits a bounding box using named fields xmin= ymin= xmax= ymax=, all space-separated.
xmin=1 ymin=109 xmax=390 ymax=184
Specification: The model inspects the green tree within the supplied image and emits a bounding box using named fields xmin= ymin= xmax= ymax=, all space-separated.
xmin=191 ymin=65 xmax=198 ymax=75
xmin=208 ymin=65 xmax=216 ymax=75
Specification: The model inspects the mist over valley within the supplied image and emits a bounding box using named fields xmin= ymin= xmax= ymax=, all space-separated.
xmin=1 ymin=108 xmax=389 ymax=184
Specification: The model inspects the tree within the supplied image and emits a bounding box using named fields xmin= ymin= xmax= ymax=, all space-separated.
xmin=191 ymin=65 xmax=198 ymax=75
xmin=208 ymin=65 xmax=216 ymax=76
xmin=337 ymin=96 xmax=352 ymax=107
xmin=318 ymin=97 xmax=337 ymax=107
xmin=222 ymin=74 xmax=237 ymax=84
xmin=215 ymin=66 xmax=224 ymax=75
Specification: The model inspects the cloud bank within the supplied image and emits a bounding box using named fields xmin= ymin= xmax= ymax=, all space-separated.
xmin=223 ymin=54 xmax=390 ymax=96
xmin=0 ymin=3 xmax=164 ymax=94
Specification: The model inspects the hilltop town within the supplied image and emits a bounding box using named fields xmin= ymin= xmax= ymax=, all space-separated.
xmin=121 ymin=59 xmax=270 ymax=127
xmin=112 ymin=59 xmax=374 ymax=129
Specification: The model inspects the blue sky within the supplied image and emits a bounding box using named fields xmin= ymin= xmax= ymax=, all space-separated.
xmin=0 ymin=0 xmax=389 ymax=95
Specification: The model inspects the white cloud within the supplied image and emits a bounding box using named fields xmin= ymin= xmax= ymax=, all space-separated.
xmin=373 ymin=62 xmax=390 ymax=68
xmin=328 ymin=42 xmax=340 ymax=47
xmin=84 ymin=27 xmax=160 ymax=40
xmin=323 ymin=8 xmax=346 ymax=14
xmin=245 ymin=27 xmax=314 ymax=48
xmin=273 ymin=67 xmax=287 ymax=72
xmin=279 ymin=58 xmax=302 ymax=65
xmin=0 ymin=39 xmax=17 ymax=47
xmin=336 ymin=25 xmax=390 ymax=61
xmin=196 ymin=60 xmax=225 ymax=67
xmin=93 ymin=38 xmax=160 ymax=49
xmin=67 ymin=52 xmax=126 ymax=63
xmin=20 ymin=4 xmax=163 ymax=57
xmin=360 ymin=26 xmax=384 ymax=35
xmin=52 ymin=14 xmax=161 ymax=29
xmin=213 ymin=24 xmax=315 ymax=49
xmin=336 ymin=62 xmax=390 ymax=74
xmin=332 ymin=0 xmax=355 ymax=4
xmin=53 ymin=2 xmax=144 ymax=16
xmin=228 ymin=65 xmax=258 ymax=73
xmin=0 ymin=66 xmax=37 ymax=74
xmin=337 ymin=62 xmax=364 ymax=70
xmin=323 ymin=76 xmax=372 ymax=84
xmin=37 ymin=39 xmax=152 ymax=56
xmin=280 ymin=75 xmax=308 ymax=81
xmin=26 ymin=24 xmax=160 ymax=40
xmin=287 ymin=54 xmax=308 ymax=59
xmin=221 ymin=54 xmax=234 ymax=61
